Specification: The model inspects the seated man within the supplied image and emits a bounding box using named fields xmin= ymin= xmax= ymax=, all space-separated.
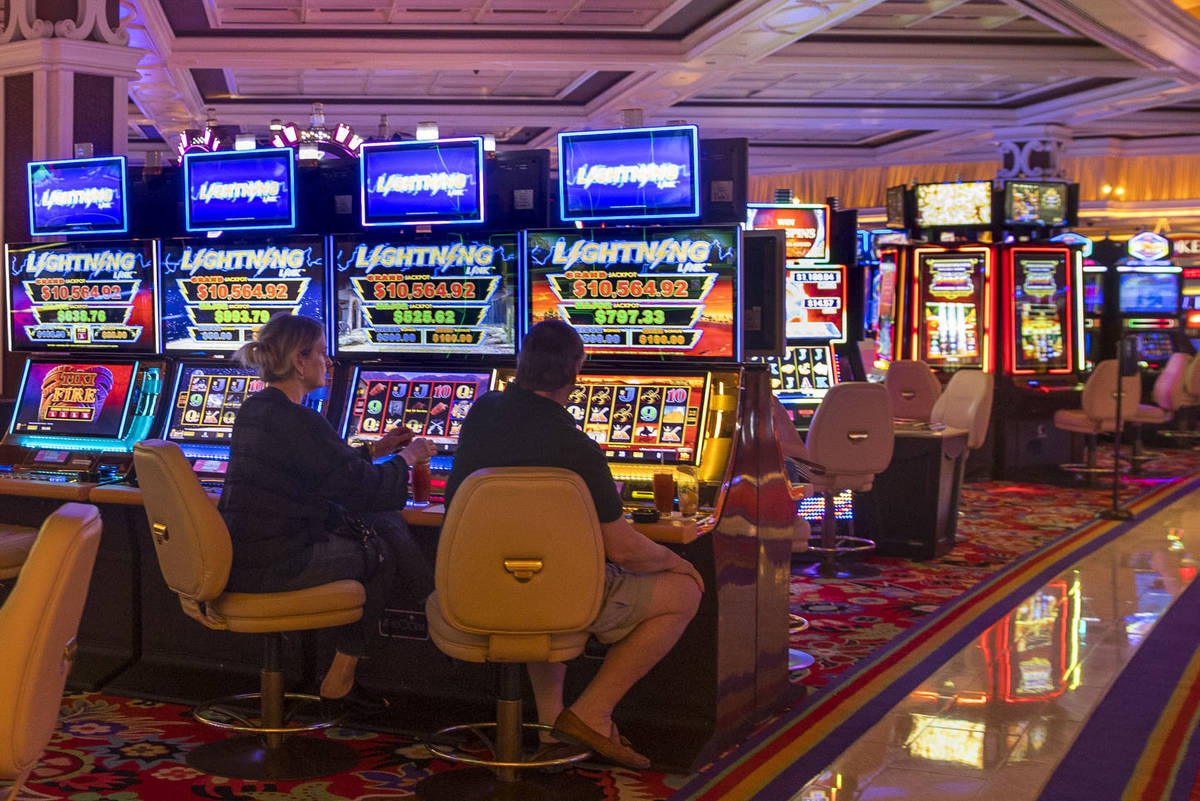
xmin=444 ymin=319 xmax=704 ymax=769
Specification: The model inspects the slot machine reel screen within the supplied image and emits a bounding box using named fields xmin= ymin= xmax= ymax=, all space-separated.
xmin=28 ymin=156 xmax=128 ymax=237
xmin=1004 ymin=180 xmax=1070 ymax=227
xmin=360 ymin=138 xmax=485 ymax=226
xmin=6 ymin=240 xmax=158 ymax=354
xmin=757 ymin=345 xmax=839 ymax=401
xmin=164 ymin=364 xmax=265 ymax=445
xmin=342 ymin=369 xmax=493 ymax=452
xmin=746 ymin=203 xmax=829 ymax=263
xmin=784 ymin=266 xmax=846 ymax=342
xmin=158 ymin=235 xmax=328 ymax=353
xmin=1118 ymin=272 xmax=1179 ymax=314
xmin=1135 ymin=332 xmax=1174 ymax=361
xmin=9 ymin=360 xmax=137 ymax=440
xmin=919 ymin=251 xmax=987 ymax=367
xmin=525 ymin=225 xmax=740 ymax=361
xmin=558 ymin=125 xmax=700 ymax=222
xmin=566 ymin=374 xmax=708 ymax=465
xmin=914 ymin=181 xmax=993 ymax=228
xmin=1012 ymin=251 xmax=1070 ymax=372
xmin=333 ymin=233 xmax=517 ymax=357
xmin=184 ymin=147 xmax=296 ymax=232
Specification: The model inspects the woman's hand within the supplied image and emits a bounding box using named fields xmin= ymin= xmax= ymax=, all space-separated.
xmin=398 ymin=437 xmax=437 ymax=467
xmin=371 ymin=427 xmax=415 ymax=459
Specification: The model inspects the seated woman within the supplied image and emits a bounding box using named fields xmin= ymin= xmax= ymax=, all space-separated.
xmin=218 ymin=313 xmax=436 ymax=712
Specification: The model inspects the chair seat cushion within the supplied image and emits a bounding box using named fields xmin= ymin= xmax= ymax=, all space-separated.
xmin=1054 ymin=409 xmax=1119 ymax=434
xmin=211 ymin=579 xmax=365 ymax=634
xmin=0 ymin=526 xmax=38 ymax=579
xmin=1131 ymin=404 xmax=1172 ymax=425
xmin=426 ymin=592 xmax=590 ymax=664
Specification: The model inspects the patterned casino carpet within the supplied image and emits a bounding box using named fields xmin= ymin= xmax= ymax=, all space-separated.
xmin=10 ymin=449 xmax=1200 ymax=801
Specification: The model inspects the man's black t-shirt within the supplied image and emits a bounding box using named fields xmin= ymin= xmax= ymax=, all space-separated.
xmin=444 ymin=385 xmax=625 ymax=523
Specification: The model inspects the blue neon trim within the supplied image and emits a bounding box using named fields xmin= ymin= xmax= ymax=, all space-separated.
xmin=337 ymin=365 xmax=362 ymax=441
xmin=359 ymin=137 xmax=486 ymax=227
xmin=27 ymin=155 xmax=129 ymax=237
xmin=6 ymin=359 xmax=31 ymax=437
xmin=183 ymin=147 xmax=297 ymax=232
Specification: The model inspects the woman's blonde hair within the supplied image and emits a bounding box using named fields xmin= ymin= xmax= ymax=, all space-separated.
xmin=233 ymin=313 xmax=324 ymax=382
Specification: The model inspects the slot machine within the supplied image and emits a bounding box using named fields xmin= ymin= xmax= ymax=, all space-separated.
xmin=1172 ymin=233 xmax=1200 ymax=345
xmin=1051 ymin=232 xmax=1100 ymax=368
xmin=862 ymin=229 xmax=906 ymax=378
xmin=1117 ymin=232 xmax=1182 ymax=370
xmin=898 ymin=244 xmax=996 ymax=376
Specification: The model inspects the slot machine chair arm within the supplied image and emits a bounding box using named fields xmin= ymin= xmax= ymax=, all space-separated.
xmin=0 ymin=526 xmax=38 ymax=581
xmin=132 ymin=440 xmax=366 ymax=782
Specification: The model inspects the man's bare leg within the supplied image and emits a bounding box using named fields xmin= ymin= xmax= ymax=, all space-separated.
xmin=526 ymin=662 xmax=567 ymax=742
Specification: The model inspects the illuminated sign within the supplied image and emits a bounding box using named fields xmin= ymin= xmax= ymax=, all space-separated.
xmin=784 ymin=267 xmax=846 ymax=341
xmin=27 ymin=156 xmax=128 ymax=237
xmin=525 ymin=225 xmax=739 ymax=360
xmin=914 ymin=181 xmax=992 ymax=228
xmin=183 ymin=148 xmax=296 ymax=232
xmin=1004 ymin=180 xmax=1068 ymax=227
xmin=919 ymin=249 xmax=989 ymax=367
xmin=1127 ymin=231 xmax=1171 ymax=262
xmin=5 ymin=240 xmax=157 ymax=354
xmin=360 ymin=138 xmax=485 ymax=226
xmin=1051 ymin=231 xmax=1094 ymax=259
xmin=746 ymin=204 xmax=829 ymax=263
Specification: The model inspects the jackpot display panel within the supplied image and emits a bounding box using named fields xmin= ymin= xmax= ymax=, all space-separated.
xmin=6 ymin=240 xmax=158 ymax=354
xmin=911 ymin=247 xmax=993 ymax=371
xmin=1004 ymin=247 xmax=1076 ymax=375
xmin=784 ymin=265 xmax=846 ymax=342
xmin=158 ymin=235 xmax=328 ymax=353
xmin=524 ymin=225 xmax=740 ymax=361
xmin=745 ymin=203 xmax=829 ymax=264
xmin=332 ymin=232 xmax=517 ymax=358
xmin=27 ymin=156 xmax=128 ymax=237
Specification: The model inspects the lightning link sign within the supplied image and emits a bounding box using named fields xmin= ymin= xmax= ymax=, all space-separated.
xmin=195 ymin=180 xmax=283 ymax=205
xmin=572 ymin=162 xmax=681 ymax=191
xmin=372 ymin=172 xmax=470 ymax=198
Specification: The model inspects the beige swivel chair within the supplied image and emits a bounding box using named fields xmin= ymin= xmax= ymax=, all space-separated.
xmin=797 ymin=382 xmax=895 ymax=578
xmin=416 ymin=467 xmax=602 ymax=801
xmin=930 ymin=369 xmax=994 ymax=527
xmin=885 ymin=360 xmax=942 ymax=421
xmin=1129 ymin=352 xmax=1192 ymax=471
xmin=0 ymin=503 xmax=102 ymax=801
xmin=1053 ymin=359 xmax=1142 ymax=483
xmin=133 ymin=440 xmax=366 ymax=781
xmin=0 ymin=525 xmax=37 ymax=582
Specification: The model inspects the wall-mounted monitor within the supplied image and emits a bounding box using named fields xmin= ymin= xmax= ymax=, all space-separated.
xmin=524 ymin=225 xmax=740 ymax=361
xmin=746 ymin=203 xmax=829 ymax=263
xmin=28 ymin=156 xmax=128 ymax=237
xmin=914 ymin=181 xmax=993 ymax=228
xmin=558 ymin=125 xmax=700 ymax=222
xmin=332 ymin=232 xmax=517 ymax=358
xmin=1118 ymin=271 xmax=1179 ymax=314
xmin=8 ymin=360 xmax=138 ymax=440
xmin=340 ymin=368 xmax=494 ymax=453
xmin=158 ymin=235 xmax=327 ymax=353
xmin=360 ymin=138 xmax=485 ymax=227
xmin=5 ymin=240 xmax=158 ymax=354
xmin=1004 ymin=180 xmax=1071 ymax=227
xmin=565 ymin=373 xmax=709 ymax=465
xmin=784 ymin=266 xmax=846 ymax=342
xmin=184 ymin=147 xmax=296 ymax=232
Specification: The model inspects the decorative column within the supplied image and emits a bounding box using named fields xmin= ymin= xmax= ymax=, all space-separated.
xmin=993 ymin=124 xmax=1072 ymax=179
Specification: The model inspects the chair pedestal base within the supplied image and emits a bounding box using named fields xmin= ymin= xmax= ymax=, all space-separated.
xmin=798 ymin=558 xmax=881 ymax=579
xmin=416 ymin=766 xmax=599 ymax=801
xmin=186 ymin=734 xmax=358 ymax=781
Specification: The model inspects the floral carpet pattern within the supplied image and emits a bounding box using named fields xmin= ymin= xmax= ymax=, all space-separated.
xmin=9 ymin=451 xmax=1200 ymax=801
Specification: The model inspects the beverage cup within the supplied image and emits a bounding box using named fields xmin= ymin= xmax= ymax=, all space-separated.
xmin=411 ymin=462 xmax=431 ymax=504
xmin=652 ymin=472 xmax=675 ymax=515
xmin=677 ymin=467 xmax=699 ymax=516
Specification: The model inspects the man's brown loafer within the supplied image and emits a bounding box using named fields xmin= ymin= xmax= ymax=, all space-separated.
xmin=551 ymin=709 xmax=651 ymax=770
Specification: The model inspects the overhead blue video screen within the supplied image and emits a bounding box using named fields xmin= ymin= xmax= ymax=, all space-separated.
xmin=360 ymin=138 xmax=485 ymax=226
xmin=558 ymin=125 xmax=700 ymax=223
xmin=28 ymin=156 xmax=128 ymax=237
xmin=184 ymin=147 xmax=296 ymax=232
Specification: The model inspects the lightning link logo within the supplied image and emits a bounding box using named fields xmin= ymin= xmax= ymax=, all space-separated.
xmin=550 ymin=238 xmax=712 ymax=271
xmin=39 ymin=187 xmax=116 ymax=210
xmin=351 ymin=243 xmax=494 ymax=274
xmin=196 ymin=180 xmax=283 ymax=205
xmin=573 ymin=162 xmax=681 ymax=190
xmin=177 ymin=247 xmax=307 ymax=276
xmin=19 ymin=250 xmax=137 ymax=279
xmin=373 ymin=172 xmax=470 ymax=198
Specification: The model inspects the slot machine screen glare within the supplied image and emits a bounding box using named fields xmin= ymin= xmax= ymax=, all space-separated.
xmin=332 ymin=233 xmax=517 ymax=357
xmin=6 ymin=240 xmax=158 ymax=354
xmin=343 ymin=370 xmax=492 ymax=451
xmin=9 ymin=361 xmax=136 ymax=439
xmin=183 ymin=148 xmax=296 ymax=232
xmin=920 ymin=252 xmax=986 ymax=367
xmin=1118 ymin=272 xmax=1179 ymax=314
xmin=558 ymin=126 xmax=700 ymax=222
xmin=1005 ymin=180 xmax=1069 ymax=227
xmin=360 ymin=138 xmax=485 ymax=226
xmin=746 ymin=203 xmax=829 ymax=263
xmin=524 ymin=225 xmax=739 ymax=360
xmin=914 ymin=181 xmax=993 ymax=228
xmin=1012 ymin=252 xmax=1069 ymax=371
xmin=158 ymin=235 xmax=327 ymax=353
xmin=565 ymin=374 xmax=707 ymax=465
xmin=784 ymin=266 xmax=845 ymax=342
xmin=165 ymin=364 xmax=265 ymax=443
xmin=27 ymin=156 xmax=128 ymax=237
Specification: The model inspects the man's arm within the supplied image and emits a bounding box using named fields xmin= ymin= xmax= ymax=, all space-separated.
xmin=600 ymin=517 xmax=705 ymax=593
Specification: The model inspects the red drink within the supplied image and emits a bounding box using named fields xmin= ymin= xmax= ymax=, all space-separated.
xmin=411 ymin=463 xmax=431 ymax=504
xmin=652 ymin=472 xmax=675 ymax=515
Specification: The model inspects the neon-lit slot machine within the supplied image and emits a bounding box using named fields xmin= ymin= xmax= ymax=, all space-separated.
xmin=1 ymin=156 xmax=164 ymax=485
xmin=1051 ymin=232 xmax=1101 ymax=368
xmin=902 ymin=244 xmax=995 ymax=375
xmin=329 ymin=136 xmax=515 ymax=501
xmin=154 ymin=147 xmax=332 ymax=485
xmin=1117 ymin=232 xmax=1182 ymax=370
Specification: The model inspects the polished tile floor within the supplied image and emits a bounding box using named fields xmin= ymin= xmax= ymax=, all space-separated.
xmin=790 ymin=490 xmax=1200 ymax=801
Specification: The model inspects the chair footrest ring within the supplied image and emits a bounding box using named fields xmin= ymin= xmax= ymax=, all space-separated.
xmin=807 ymin=536 xmax=875 ymax=556
xmin=1060 ymin=462 xmax=1127 ymax=475
xmin=427 ymin=722 xmax=590 ymax=770
xmin=194 ymin=692 xmax=340 ymax=735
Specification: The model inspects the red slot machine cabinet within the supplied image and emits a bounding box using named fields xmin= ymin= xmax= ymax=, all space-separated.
xmin=899 ymin=244 xmax=997 ymax=376
xmin=1172 ymin=233 xmax=1200 ymax=343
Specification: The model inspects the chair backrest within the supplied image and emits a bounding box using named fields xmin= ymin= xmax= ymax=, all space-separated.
xmin=1182 ymin=352 xmax=1200 ymax=402
xmin=885 ymin=359 xmax=942 ymax=420
xmin=1155 ymin=352 xmax=1192 ymax=412
xmin=133 ymin=439 xmax=232 ymax=606
xmin=806 ymin=382 xmax=895 ymax=477
xmin=1082 ymin=359 xmax=1142 ymax=421
xmin=930 ymin=370 xmax=994 ymax=450
xmin=436 ymin=468 xmax=605 ymax=654
xmin=0 ymin=503 xmax=101 ymax=781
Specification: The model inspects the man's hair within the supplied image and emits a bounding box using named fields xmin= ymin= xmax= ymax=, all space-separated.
xmin=515 ymin=320 xmax=585 ymax=392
